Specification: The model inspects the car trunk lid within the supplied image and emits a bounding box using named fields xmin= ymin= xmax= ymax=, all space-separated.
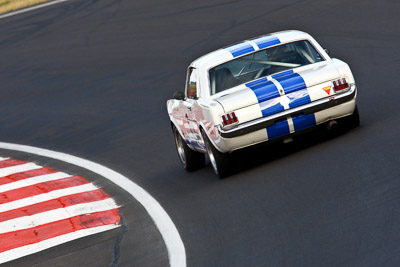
xmin=214 ymin=63 xmax=340 ymax=121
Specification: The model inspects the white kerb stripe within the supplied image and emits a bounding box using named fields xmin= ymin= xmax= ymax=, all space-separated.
xmin=0 ymin=183 xmax=98 ymax=213
xmin=0 ymin=157 xmax=9 ymax=161
xmin=0 ymin=172 xmax=71 ymax=193
xmin=0 ymin=162 xmax=42 ymax=177
xmin=0 ymin=142 xmax=186 ymax=267
xmin=0 ymin=198 xmax=119 ymax=234
xmin=0 ymin=224 xmax=119 ymax=264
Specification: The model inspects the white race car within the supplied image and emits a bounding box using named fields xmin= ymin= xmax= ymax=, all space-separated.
xmin=167 ymin=30 xmax=359 ymax=178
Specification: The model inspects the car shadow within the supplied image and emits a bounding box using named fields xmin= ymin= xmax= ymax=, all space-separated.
xmin=223 ymin=124 xmax=358 ymax=178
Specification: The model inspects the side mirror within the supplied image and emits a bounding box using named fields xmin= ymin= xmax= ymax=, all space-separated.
xmin=173 ymin=91 xmax=185 ymax=100
xmin=324 ymin=48 xmax=330 ymax=56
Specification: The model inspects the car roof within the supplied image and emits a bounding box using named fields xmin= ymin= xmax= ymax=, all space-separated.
xmin=190 ymin=30 xmax=313 ymax=70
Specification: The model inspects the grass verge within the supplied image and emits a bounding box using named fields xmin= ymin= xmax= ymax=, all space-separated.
xmin=0 ymin=0 xmax=51 ymax=15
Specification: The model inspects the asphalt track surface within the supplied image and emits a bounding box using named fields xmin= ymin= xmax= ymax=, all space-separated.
xmin=0 ymin=0 xmax=400 ymax=266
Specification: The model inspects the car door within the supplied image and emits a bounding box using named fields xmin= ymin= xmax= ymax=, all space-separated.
xmin=178 ymin=67 xmax=203 ymax=151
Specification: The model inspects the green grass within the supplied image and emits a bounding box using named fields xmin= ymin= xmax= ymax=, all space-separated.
xmin=0 ymin=0 xmax=50 ymax=14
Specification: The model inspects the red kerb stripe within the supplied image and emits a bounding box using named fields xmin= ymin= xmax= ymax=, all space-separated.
xmin=0 ymin=209 xmax=120 ymax=253
xmin=0 ymin=159 xmax=27 ymax=169
xmin=0 ymin=176 xmax=90 ymax=204
xmin=0 ymin=189 xmax=111 ymax=222
xmin=0 ymin=168 xmax=58 ymax=186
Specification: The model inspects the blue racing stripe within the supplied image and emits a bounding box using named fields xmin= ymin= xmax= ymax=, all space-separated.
xmin=292 ymin=113 xmax=316 ymax=132
xmin=226 ymin=42 xmax=255 ymax=57
xmin=246 ymin=78 xmax=280 ymax=102
xmin=289 ymin=95 xmax=311 ymax=108
xmin=252 ymin=35 xmax=280 ymax=49
xmin=271 ymin=70 xmax=294 ymax=79
xmin=287 ymin=89 xmax=311 ymax=109
xmin=275 ymin=73 xmax=307 ymax=94
xmin=246 ymin=78 xmax=269 ymax=88
xmin=266 ymin=118 xmax=290 ymax=140
xmin=262 ymin=103 xmax=285 ymax=117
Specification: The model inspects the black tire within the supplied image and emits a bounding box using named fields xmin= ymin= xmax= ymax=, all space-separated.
xmin=341 ymin=105 xmax=360 ymax=129
xmin=173 ymin=126 xmax=205 ymax=172
xmin=201 ymin=131 xmax=231 ymax=179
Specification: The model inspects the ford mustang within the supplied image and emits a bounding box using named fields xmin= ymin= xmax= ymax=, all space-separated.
xmin=167 ymin=30 xmax=359 ymax=178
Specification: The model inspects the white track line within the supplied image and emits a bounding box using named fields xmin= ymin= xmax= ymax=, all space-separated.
xmin=0 ymin=224 xmax=119 ymax=264
xmin=0 ymin=162 xmax=42 ymax=177
xmin=0 ymin=0 xmax=70 ymax=20
xmin=0 ymin=172 xmax=71 ymax=193
xmin=0 ymin=183 xmax=98 ymax=213
xmin=0 ymin=198 xmax=119 ymax=234
xmin=0 ymin=142 xmax=186 ymax=267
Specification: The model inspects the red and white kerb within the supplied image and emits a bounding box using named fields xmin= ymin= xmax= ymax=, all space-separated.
xmin=0 ymin=157 xmax=120 ymax=264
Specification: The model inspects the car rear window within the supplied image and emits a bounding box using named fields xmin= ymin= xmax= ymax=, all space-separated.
xmin=209 ymin=40 xmax=324 ymax=94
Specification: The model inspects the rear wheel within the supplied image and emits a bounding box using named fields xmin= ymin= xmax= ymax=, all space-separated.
xmin=173 ymin=126 xmax=205 ymax=172
xmin=201 ymin=131 xmax=230 ymax=178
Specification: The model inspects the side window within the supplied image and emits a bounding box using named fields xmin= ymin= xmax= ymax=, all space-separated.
xmin=186 ymin=68 xmax=198 ymax=99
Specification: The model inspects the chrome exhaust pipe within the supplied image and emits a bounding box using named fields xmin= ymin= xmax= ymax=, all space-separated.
xmin=327 ymin=120 xmax=338 ymax=131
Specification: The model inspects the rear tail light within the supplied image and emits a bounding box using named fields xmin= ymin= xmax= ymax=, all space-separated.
xmin=221 ymin=112 xmax=238 ymax=128
xmin=333 ymin=78 xmax=349 ymax=93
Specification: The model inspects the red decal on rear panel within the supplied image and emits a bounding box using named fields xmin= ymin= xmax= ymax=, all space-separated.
xmin=323 ymin=85 xmax=331 ymax=95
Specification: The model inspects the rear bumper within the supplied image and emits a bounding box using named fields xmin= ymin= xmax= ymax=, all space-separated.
xmin=218 ymin=84 xmax=357 ymax=138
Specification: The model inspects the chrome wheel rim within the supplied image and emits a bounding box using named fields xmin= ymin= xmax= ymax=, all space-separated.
xmin=205 ymin=140 xmax=218 ymax=175
xmin=174 ymin=131 xmax=186 ymax=165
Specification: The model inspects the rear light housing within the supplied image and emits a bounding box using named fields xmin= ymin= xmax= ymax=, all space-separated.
xmin=221 ymin=112 xmax=239 ymax=128
xmin=333 ymin=78 xmax=350 ymax=93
